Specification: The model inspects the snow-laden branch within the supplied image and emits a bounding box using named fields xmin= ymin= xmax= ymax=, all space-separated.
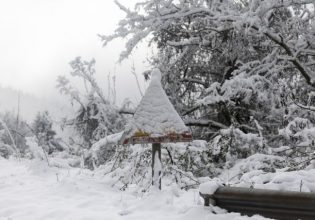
xmin=184 ymin=118 xmax=228 ymax=129
xmin=180 ymin=77 xmax=208 ymax=87
xmin=102 ymin=0 xmax=315 ymax=86
xmin=118 ymin=108 xmax=135 ymax=115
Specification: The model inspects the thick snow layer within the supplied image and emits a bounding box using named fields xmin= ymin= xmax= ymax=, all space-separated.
xmin=124 ymin=69 xmax=189 ymax=138
xmin=199 ymin=179 xmax=222 ymax=195
xmin=90 ymin=132 xmax=123 ymax=159
xmin=219 ymin=154 xmax=315 ymax=192
xmin=0 ymin=158 xmax=269 ymax=220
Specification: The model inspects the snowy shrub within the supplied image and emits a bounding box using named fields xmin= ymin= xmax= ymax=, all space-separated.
xmin=73 ymin=95 xmax=125 ymax=148
xmin=25 ymin=136 xmax=47 ymax=161
xmin=97 ymin=144 xmax=152 ymax=192
xmin=57 ymin=57 xmax=127 ymax=169
xmin=220 ymin=154 xmax=287 ymax=187
xmin=0 ymin=111 xmax=32 ymax=157
xmin=91 ymin=140 xmax=207 ymax=191
xmin=279 ymin=117 xmax=315 ymax=147
xmin=103 ymin=139 xmax=269 ymax=192
xmin=200 ymin=73 xmax=271 ymax=107
xmin=163 ymin=141 xmax=218 ymax=188
xmin=0 ymin=141 xmax=14 ymax=159
xmin=31 ymin=111 xmax=64 ymax=155
xmin=275 ymin=117 xmax=315 ymax=169
xmin=90 ymin=132 xmax=124 ymax=167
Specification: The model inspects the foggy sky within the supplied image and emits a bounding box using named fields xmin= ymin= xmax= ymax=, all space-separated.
xmin=0 ymin=0 xmax=149 ymax=105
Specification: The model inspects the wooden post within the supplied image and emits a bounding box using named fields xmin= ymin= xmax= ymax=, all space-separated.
xmin=152 ymin=143 xmax=162 ymax=189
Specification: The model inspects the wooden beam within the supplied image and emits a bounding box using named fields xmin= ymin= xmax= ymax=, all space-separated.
xmin=122 ymin=132 xmax=192 ymax=145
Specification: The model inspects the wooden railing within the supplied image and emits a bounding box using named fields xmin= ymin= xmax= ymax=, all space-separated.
xmin=200 ymin=186 xmax=315 ymax=220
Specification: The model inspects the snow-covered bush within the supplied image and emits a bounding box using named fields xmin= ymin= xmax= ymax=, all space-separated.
xmin=90 ymin=132 xmax=124 ymax=167
xmin=25 ymin=136 xmax=47 ymax=161
xmin=88 ymin=135 xmax=204 ymax=191
xmin=0 ymin=111 xmax=30 ymax=157
xmin=0 ymin=141 xmax=14 ymax=159
xmin=73 ymin=95 xmax=125 ymax=148
xmin=275 ymin=117 xmax=315 ymax=169
xmin=94 ymin=143 xmax=152 ymax=191
xmin=57 ymin=57 xmax=127 ymax=169
xmin=31 ymin=111 xmax=64 ymax=154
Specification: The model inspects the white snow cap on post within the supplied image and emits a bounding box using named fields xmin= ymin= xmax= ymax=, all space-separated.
xmin=123 ymin=68 xmax=189 ymax=139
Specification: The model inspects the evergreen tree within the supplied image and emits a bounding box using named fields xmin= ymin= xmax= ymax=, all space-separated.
xmin=32 ymin=111 xmax=59 ymax=154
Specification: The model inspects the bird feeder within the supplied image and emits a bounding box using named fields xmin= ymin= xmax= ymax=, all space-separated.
xmin=121 ymin=69 xmax=192 ymax=189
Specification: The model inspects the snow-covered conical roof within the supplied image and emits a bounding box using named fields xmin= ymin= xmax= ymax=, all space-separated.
xmin=122 ymin=69 xmax=191 ymax=144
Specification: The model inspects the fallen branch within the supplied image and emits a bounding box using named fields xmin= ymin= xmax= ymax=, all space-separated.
xmin=184 ymin=118 xmax=228 ymax=129
xmin=169 ymin=166 xmax=200 ymax=184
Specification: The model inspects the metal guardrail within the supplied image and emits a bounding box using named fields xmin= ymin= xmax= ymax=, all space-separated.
xmin=200 ymin=186 xmax=315 ymax=220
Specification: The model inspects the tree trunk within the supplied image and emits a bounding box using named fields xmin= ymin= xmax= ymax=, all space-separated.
xmin=152 ymin=143 xmax=162 ymax=190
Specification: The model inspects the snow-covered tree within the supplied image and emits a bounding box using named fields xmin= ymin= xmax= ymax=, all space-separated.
xmin=102 ymin=0 xmax=315 ymax=169
xmin=57 ymin=57 xmax=127 ymax=168
xmin=31 ymin=111 xmax=63 ymax=154
xmin=0 ymin=129 xmax=13 ymax=158
xmin=0 ymin=111 xmax=30 ymax=157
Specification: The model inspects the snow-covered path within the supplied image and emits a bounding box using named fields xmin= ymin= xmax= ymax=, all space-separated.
xmin=0 ymin=158 xmax=268 ymax=220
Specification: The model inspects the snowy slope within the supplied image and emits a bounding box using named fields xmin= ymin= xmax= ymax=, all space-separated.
xmin=124 ymin=69 xmax=189 ymax=138
xmin=0 ymin=158 xmax=268 ymax=220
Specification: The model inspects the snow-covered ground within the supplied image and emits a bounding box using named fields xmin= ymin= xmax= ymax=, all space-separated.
xmin=0 ymin=158 xmax=269 ymax=220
